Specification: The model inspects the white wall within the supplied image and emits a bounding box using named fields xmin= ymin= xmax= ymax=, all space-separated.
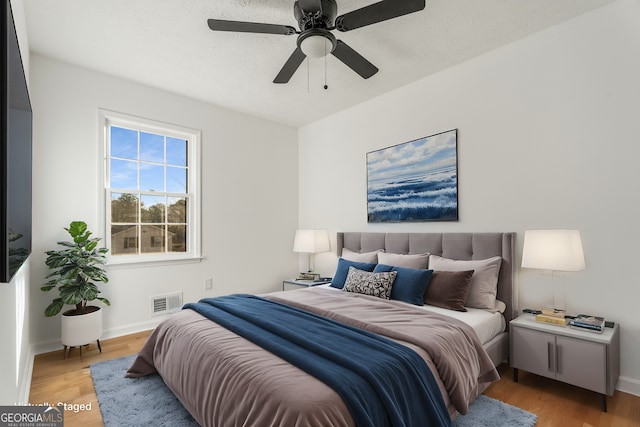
xmin=29 ymin=55 xmax=299 ymax=351
xmin=299 ymin=0 xmax=640 ymax=395
xmin=0 ymin=261 xmax=32 ymax=404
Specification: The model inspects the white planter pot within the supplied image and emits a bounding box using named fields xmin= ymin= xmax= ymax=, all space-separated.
xmin=61 ymin=306 xmax=102 ymax=347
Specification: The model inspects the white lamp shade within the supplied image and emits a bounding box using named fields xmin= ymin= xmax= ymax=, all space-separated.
xmin=293 ymin=229 xmax=330 ymax=253
xmin=521 ymin=229 xmax=585 ymax=271
xmin=300 ymin=35 xmax=330 ymax=58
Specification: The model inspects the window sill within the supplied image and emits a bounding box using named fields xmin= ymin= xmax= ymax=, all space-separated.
xmin=106 ymin=254 xmax=203 ymax=269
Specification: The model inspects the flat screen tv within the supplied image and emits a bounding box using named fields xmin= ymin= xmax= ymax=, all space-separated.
xmin=1 ymin=0 xmax=32 ymax=282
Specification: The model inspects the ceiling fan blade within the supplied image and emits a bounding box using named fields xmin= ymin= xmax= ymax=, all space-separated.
xmin=298 ymin=0 xmax=322 ymax=17
xmin=273 ymin=48 xmax=307 ymax=84
xmin=331 ymin=40 xmax=378 ymax=79
xmin=335 ymin=0 xmax=425 ymax=32
xmin=207 ymin=19 xmax=297 ymax=36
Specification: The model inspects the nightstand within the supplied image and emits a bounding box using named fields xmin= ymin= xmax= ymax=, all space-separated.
xmin=282 ymin=279 xmax=330 ymax=291
xmin=510 ymin=313 xmax=620 ymax=412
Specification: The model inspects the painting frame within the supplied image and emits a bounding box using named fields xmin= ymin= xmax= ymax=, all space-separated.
xmin=366 ymin=129 xmax=458 ymax=223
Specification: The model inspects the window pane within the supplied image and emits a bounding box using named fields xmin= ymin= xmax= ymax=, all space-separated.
xmin=104 ymin=112 xmax=198 ymax=263
xmin=167 ymin=197 xmax=186 ymax=223
xmin=142 ymin=225 xmax=165 ymax=254
xmin=141 ymin=195 xmax=166 ymax=223
xmin=140 ymin=163 xmax=164 ymax=191
xmin=111 ymin=193 xmax=139 ymax=223
xmin=110 ymin=159 xmax=138 ymax=189
xmin=167 ymin=137 xmax=187 ymax=166
xmin=140 ymin=132 xmax=164 ymax=163
xmin=111 ymin=225 xmax=138 ymax=255
xmin=110 ymin=127 xmax=137 ymax=160
xmin=166 ymin=166 xmax=187 ymax=193
xmin=168 ymin=225 xmax=187 ymax=253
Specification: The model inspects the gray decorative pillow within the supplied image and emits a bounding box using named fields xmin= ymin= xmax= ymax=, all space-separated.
xmin=378 ymin=252 xmax=429 ymax=269
xmin=423 ymin=270 xmax=474 ymax=312
xmin=428 ymin=255 xmax=502 ymax=311
xmin=342 ymin=267 xmax=397 ymax=300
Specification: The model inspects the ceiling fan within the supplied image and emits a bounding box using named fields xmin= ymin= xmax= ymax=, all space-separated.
xmin=207 ymin=0 xmax=426 ymax=84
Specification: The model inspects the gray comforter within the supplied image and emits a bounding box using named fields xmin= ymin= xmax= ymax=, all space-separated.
xmin=127 ymin=287 xmax=499 ymax=427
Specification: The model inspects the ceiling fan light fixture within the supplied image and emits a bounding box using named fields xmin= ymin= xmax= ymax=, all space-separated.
xmin=300 ymin=35 xmax=329 ymax=57
xmin=298 ymin=30 xmax=336 ymax=58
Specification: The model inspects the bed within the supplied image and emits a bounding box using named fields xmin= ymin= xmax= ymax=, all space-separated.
xmin=127 ymin=232 xmax=515 ymax=427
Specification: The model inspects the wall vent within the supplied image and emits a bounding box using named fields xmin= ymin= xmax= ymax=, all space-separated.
xmin=151 ymin=292 xmax=183 ymax=316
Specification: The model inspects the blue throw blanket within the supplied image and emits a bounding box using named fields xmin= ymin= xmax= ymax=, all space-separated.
xmin=184 ymin=294 xmax=451 ymax=427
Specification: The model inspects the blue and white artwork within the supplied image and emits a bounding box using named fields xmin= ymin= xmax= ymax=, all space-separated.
xmin=367 ymin=129 xmax=458 ymax=223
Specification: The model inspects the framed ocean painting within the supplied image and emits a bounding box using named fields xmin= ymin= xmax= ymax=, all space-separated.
xmin=367 ymin=129 xmax=458 ymax=223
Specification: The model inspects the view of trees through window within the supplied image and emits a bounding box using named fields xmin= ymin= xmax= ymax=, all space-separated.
xmin=108 ymin=125 xmax=189 ymax=256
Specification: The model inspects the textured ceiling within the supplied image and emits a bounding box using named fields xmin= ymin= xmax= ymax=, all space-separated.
xmin=23 ymin=0 xmax=613 ymax=127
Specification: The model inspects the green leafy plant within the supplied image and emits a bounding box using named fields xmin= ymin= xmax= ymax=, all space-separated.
xmin=41 ymin=221 xmax=110 ymax=317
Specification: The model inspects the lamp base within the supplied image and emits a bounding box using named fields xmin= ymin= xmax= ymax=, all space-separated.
xmin=552 ymin=277 xmax=567 ymax=313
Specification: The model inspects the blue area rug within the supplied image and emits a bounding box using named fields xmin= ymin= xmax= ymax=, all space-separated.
xmin=453 ymin=395 xmax=537 ymax=427
xmin=90 ymin=355 xmax=198 ymax=427
xmin=91 ymin=355 xmax=537 ymax=427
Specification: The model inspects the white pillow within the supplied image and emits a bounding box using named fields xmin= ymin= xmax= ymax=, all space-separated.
xmin=428 ymin=255 xmax=502 ymax=311
xmin=377 ymin=252 xmax=429 ymax=269
xmin=341 ymin=248 xmax=383 ymax=263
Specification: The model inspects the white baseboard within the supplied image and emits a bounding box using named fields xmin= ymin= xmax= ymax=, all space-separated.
xmin=18 ymin=345 xmax=34 ymax=405
xmin=99 ymin=318 xmax=162 ymax=341
xmin=32 ymin=339 xmax=66 ymax=356
xmin=617 ymin=376 xmax=640 ymax=397
xmin=32 ymin=318 xmax=164 ymax=355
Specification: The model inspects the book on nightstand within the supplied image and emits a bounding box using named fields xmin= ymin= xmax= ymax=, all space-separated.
xmin=569 ymin=314 xmax=605 ymax=334
xmin=541 ymin=307 xmax=566 ymax=318
xmin=535 ymin=314 xmax=569 ymax=326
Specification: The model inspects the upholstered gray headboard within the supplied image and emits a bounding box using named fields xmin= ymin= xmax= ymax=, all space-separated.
xmin=336 ymin=232 xmax=516 ymax=324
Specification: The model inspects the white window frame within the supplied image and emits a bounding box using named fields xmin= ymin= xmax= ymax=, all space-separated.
xmin=98 ymin=109 xmax=201 ymax=266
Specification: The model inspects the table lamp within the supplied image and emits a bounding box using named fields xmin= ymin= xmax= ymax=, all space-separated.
xmin=293 ymin=229 xmax=330 ymax=274
xmin=521 ymin=229 xmax=585 ymax=311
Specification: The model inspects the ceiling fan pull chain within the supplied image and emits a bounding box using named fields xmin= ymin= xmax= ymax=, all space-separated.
xmin=324 ymin=51 xmax=328 ymax=90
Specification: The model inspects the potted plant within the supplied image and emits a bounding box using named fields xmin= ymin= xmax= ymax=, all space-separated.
xmin=41 ymin=221 xmax=110 ymax=355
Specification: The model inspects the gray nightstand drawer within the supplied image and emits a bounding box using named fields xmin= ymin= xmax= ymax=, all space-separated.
xmin=556 ymin=335 xmax=606 ymax=394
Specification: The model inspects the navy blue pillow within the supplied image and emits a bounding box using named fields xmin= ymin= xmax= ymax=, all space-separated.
xmin=330 ymin=258 xmax=377 ymax=289
xmin=374 ymin=264 xmax=434 ymax=306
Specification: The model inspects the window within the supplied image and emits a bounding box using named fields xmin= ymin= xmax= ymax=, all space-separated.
xmin=100 ymin=110 xmax=200 ymax=264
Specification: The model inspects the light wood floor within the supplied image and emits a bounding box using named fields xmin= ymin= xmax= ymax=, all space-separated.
xmin=30 ymin=331 xmax=640 ymax=427
xmin=29 ymin=331 xmax=151 ymax=427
